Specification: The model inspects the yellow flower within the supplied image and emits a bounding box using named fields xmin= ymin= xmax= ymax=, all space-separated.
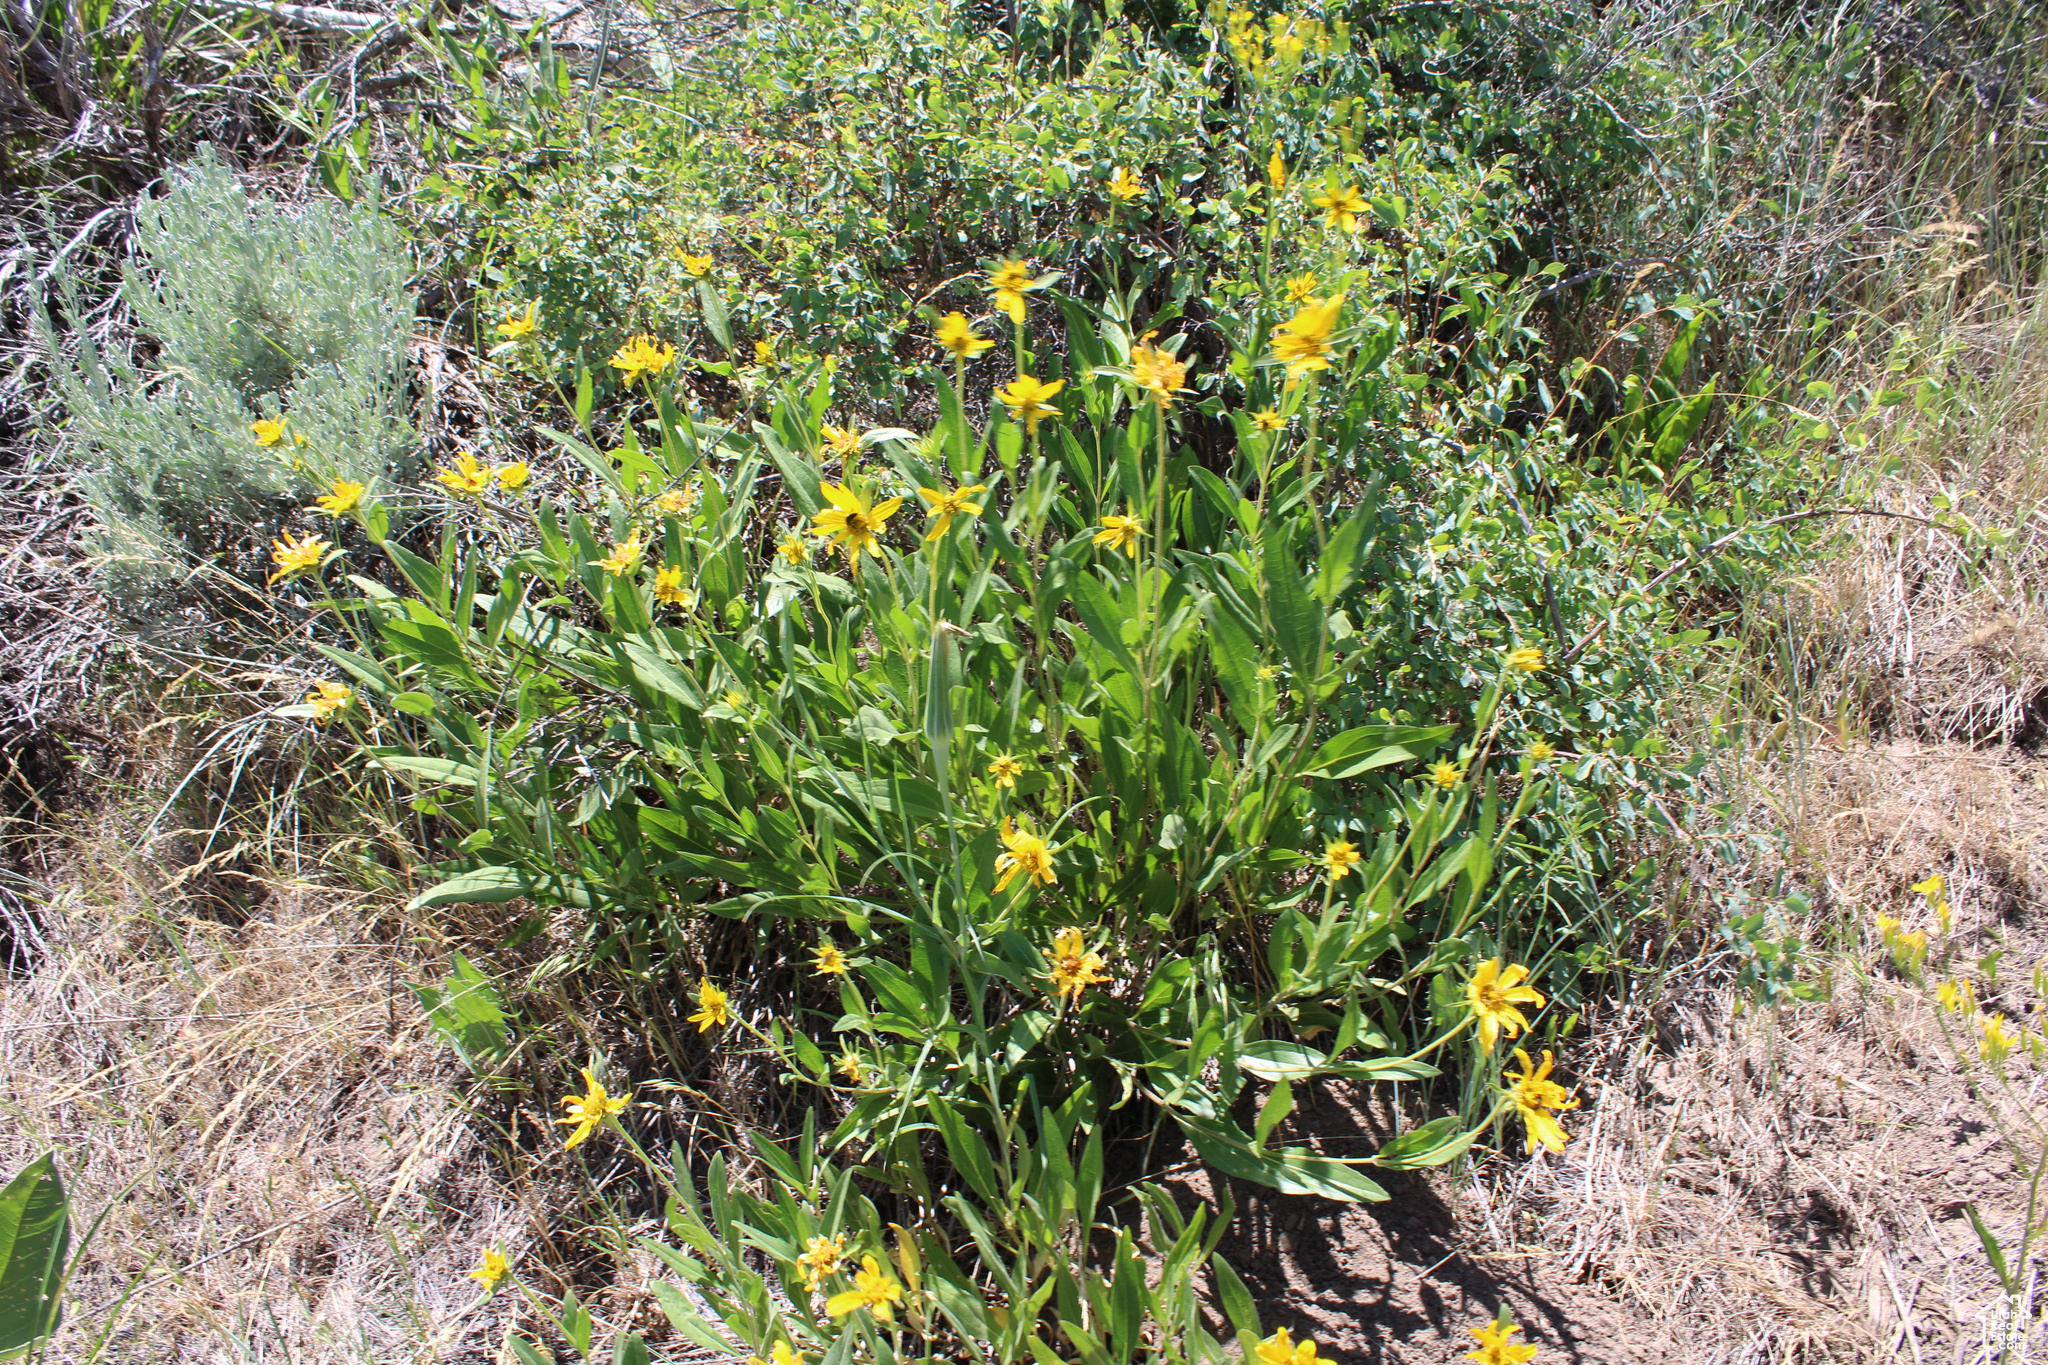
xmin=1911 ymin=873 xmax=1945 ymax=901
xmin=314 ymin=478 xmax=365 ymax=515
xmin=1937 ymin=978 xmax=1974 ymax=1012
xmin=1252 ymin=408 xmax=1287 ymax=432
xmin=1129 ymin=340 xmax=1189 ymax=407
xmin=987 ymin=753 xmax=1026 ymax=789
xmin=655 ymin=483 xmax=700 ymax=516
xmin=722 ymin=688 xmax=749 ymax=710
xmin=609 ymin=334 xmax=677 ymax=385
xmin=777 ymin=532 xmax=810 ymax=565
xmin=495 ymin=461 xmax=530 ymax=491
xmin=305 ymin=681 xmax=353 ymax=722
xmin=1284 ymin=273 xmax=1319 ymax=303
xmin=994 ymin=816 xmax=1056 ymax=893
xmin=747 ymin=1342 xmax=802 ymax=1365
xmin=809 ymin=483 xmax=904 ymax=560
xmin=825 ymin=1255 xmax=904 ymax=1320
xmin=1466 ymin=1319 xmax=1539 ymax=1365
xmin=1507 ymin=647 xmax=1545 ymax=674
xmin=835 ymin=1052 xmax=867 ymax=1085
xmin=987 ymin=259 xmax=1036 ymax=324
xmin=754 ymin=337 xmax=780 ymax=366
xmin=1312 ymin=184 xmax=1367 ymax=233
xmin=251 ymin=418 xmax=287 ymax=446
xmin=813 ymin=943 xmax=848 ymax=976
xmin=1257 ymin=665 xmax=1281 ymax=681
xmin=688 ymin=978 xmax=732 ymax=1032
xmin=1980 ymin=1013 xmax=2015 ymax=1063
xmin=497 ymin=300 xmax=539 ymax=340
xmin=1254 ymin=1327 xmax=1318 ymax=1365
xmin=556 ymin=1067 xmax=631 ymax=1150
xmin=468 ymin=1247 xmax=512 ymax=1289
xmin=680 ymin=253 xmax=714 ymax=277
xmin=1875 ymin=913 xmax=1900 ymax=942
xmin=1044 ymin=927 xmax=1110 ymax=1002
xmin=996 ymin=374 xmax=1065 ymax=433
xmin=1107 ymin=166 xmax=1143 ymax=202
xmin=1467 ymin=958 xmax=1544 ymax=1054
xmin=1428 ymin=760 xmax=1464 ymax=790
xmin=796 ymin=1234 xmax=849 ymax=1290
xmin=1506 ymin=1048 xmax=1577 ymax=1154
xmin=593 ymin=535 xmax=645 ymax=577
xmin=1267 ymin=147 xmax=1288 ymax=193
xmin=1272 ymin=295 xmax=1343 ymax=380
xmin=918 ymin=483 xmax=987 ymax=540
xmin=267 ymin=532 xmax=331 ymax=584
xmin=436 ymin=451 xmax=494 ymax=496
xmin=821 ymin=425 xmax=864 ymax=461
xmin=1320 ymin=839 xmax=1362 ymax=881
xmin=935 ymin=311 xmax=995 ymax=359
xmin=1093 ymin=512 xmax=1144 ymax=558
xmin=654 ymin=566 xmax=696 ymax=608
xmin=1527 ymin=736 xmax=1556 ymax=762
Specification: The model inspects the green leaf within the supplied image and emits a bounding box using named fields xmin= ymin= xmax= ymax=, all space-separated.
xmin=1964 ymin=1201 xmax=2013 ymax=1292
xmin=1370 ymin=1116 xmax=1481 ymax=1169
xmin=1208 ymin=1252 xmax=1262 ymax=1341
xmin=0 ymin=1153 xmax=69 ymax=1360
xmin=1260 ymin=528 xmax=1322 ymax=678
xmin=508 ymin=1340 xmax=555 ymax=1365
xmin=1313 ymin=503 xmax=1372 ymax=605
xmin=614 ymin=1333 xmax=651 ymax=1365
xmin=390 ymin=691 xmax=436 ymax=716
xmin=1178 ymin=1113 xmax=1387 ymax=1201
xmin=698 ymin=280 xmax=733 ymax=350
xmin=928 ymin=1098 xmax=1004 ymax=1205
xmin=410 ymin=951 xmax=510 ymax=1067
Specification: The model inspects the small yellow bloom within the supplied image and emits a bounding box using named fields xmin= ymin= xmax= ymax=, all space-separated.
xmin=809 ymin=483 xmax=904 ymax=561
xmin=1527 ymin=736 xmax=1556 ymax=762
xmin=609 ymin=334 xmax=677 ymax=385
xmin=994 ymin=816 xmax=1056 ymax=893
xmin=268 ymin=532 xmax=331 ymax=584
xmin=1312 ymin=184 xmax=1367 ymax=233
xmin=1320 ymin=839 xmax=1362 ymax=881
xmin=997 ymin=374 xmax=1065 ymax=433
xmin=556 ymin=1067 xmax=631 ymax=1150
xmin=1507 ymin=646 xmax=1545 ymax=674
xmin=986 ymin=753 xmax=1026 ymax=790
xmin=1093 ymin=512 xmax=1144 ymax=558
xmin=1284 ymin=273 xmax=1319 ymax=303
xmin=654 ymin=483 xmax=699 ymax=516
xmin=722 ymin=688 xmax=749 ymax=710
xmin=987 ymin=259 xmax=1036 ymax=325
xmin=251 ymin=418 xmax=287 ymax=446
xmin=654 ymin=565 xmax=696 ymax=608
xmin=1107 ymin=166 xmax=1143 ymax=202
xmin=1254 ymin=1327 xmax=1318 ymax=1365
xmin=495 ymin=461 xmax=530 ymax=491
xmin=821 ymin=424 xmax=864 ymax=460
xmin=1506 ymin=1048 xmax=1577 ymax=1154
xmin=1044 ymin=927 xmax=1110 ymax=1002
xmin=1875 ymin=913 xmax=1900 ymax=942
xmin=1272 ymin=295 xmax=1343 ymax=380
xmin=496 ymin=300 xmax=539 ymax=340
xmin=680 ymin=253 xmax=714 ymax=277
xmin=1911 ymin=873 xmax=1945 ymax=901
xmin=1252 ymin=408 xmax=1287 ymax=432
xmin=918 ymin=483 xmax=987 ymax=540
xmin=1466 ymin=1319 xmax=1539 ymax=1365
xmin=314 ymin=478 xmax=365 ymax=515
xmin=777 ymin=532 xmax=811 ymax=565
xmin=825 ymin=1255 xmax=904 ymax=1320
xmin=688 ymin=979 xmax=732 ymax=1032
xmin=935 ymin=311 xmax=995 ymax=359
xmin=747 ymin=1343 xmax=802 ymax=1365
xmin=835 ymin=1052 xmax=867 ymax=1085
xmin=1257 ymin=665 xmax=1281 ymax=681
xmin=468 ymin=1247 xmax=512 ymax=1289
xmin=1980 ymin=1013 xmax=2016 ymax=1063
xmin=1267 ymin=147 xmax=1288 ymax=193
xmin=1428 ymin=760 xmax=1465 ymax=790
xmin=1937 ymin=978 xmax=1975 ymax=1012
xmin=436 ymin=451 xmax=494 ymax=495
xmin=305 ymin=680 xmax=353 ymax=722
xmin=593 ymin=535 xmax=645 ymax=577
xmin=755 ymin=337 xmax=779 ymax=366
xmin=1129 ymin=340 xmax=1189 ymax=407
xmin=796 ymin=1234 xmax=849 ymax=1290
xmin=813 ymin=943 xmax=848 ymax=976
xmin=1467 ymin=958 xmax=1544 ymax=1054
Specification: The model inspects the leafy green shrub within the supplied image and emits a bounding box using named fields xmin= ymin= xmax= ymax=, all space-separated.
xmin=44 ymin=147 xmax=416 ymax=636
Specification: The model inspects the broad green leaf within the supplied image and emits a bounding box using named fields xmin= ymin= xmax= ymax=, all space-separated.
xmin=0 ymin=1153 xmax=69 ymax=1360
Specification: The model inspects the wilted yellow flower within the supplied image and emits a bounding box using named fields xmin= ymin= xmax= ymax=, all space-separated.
xmin=497 ymin=300 xmax=539 ymax=340
xmin=468 ymin=1247 xmax=512 ymax=1289
xmin=834 ymin=1052 xmax=867 ymax=1085
xmin=1320 ymin=839 xmax=1362 ymax=881
xmin=1272 ymin=295 xmax=1343 ymax=380
xmin=824 ymin=1255 xmax=903 ymax=1320
xmin=935 ymin=311 xmax=995 ymax=359
xmin=813 ymin=943 xmax=848 ymax=976
xmin=268 ymin=532 xmax=331 ymax=584
xmin=987 ymin=753 xmax=1026 ymax=789
xmin=556 ymin=1067 xmax=631 ymax=1150
xmin=1107 ymin=166 xmax=1144 ymax=202
xmin=594 ymin=535 xmax=645 ymax=577
xmin=1507 ymin=1048 xmax=1577 ymax=1154
xmin=994 ymin=816 xmax=1056 ymax=893
xmin=1312 ymin=184 xmax=1367 ymax=233
xmin=314 ymin=478 xmax=365 ymax=515
xmin=1252 ymin=408 xmax=1287 ymax=432
xmin=1466 ymin=1319 xmax=1538 ymax=1365
xmin=1284 ymin=273 xmax=1319 ymax=303
xmin=1255 ymin=1328 xmax=1318 ymax=1365
xmin=821 ymin=425 xmax=863 ymax=460
xmin=688 ymin=979 xmax=732 ymax=1032
xmin=251 ymin=418 xmax=288 ymax=446
xmin=1527 ymin=736 xmax=1556 ymax=762
xmin=1129 ymin=340 xmax=1189 ymax=407
xmin=1428 ymin=760 xmax=1464 ymax=790
xmin=1981 ymin=1013 xmax=2016 ymax=1063
xmin=610 ymin=334 xmax=676 ymax=385
xmin=1467 ymin=958 xmax=1544 ymax=1054
xmin=495 ymin=461 xmax=530 ymax=491
xmin=1044 ymin=927 xmax=1110 ymax=1002
xmin=809 ymin=483 xmax=903 ymax=560
xmin=654 ymin=566 xmax=696 ymax=608
xmin=305 ymin=680 xmax=353 ymax=722
xmin=1507 ymin=647 xmax=1545 ymax=674
xmin=1093 ymin=512 xmax=1144 ymax=557
xmin=796 ymin=1234 xmax=849 ymax=1290
xmin=777 ymin=532 xmax=810 ymax=565
xmin=1267 ymin=147 xmax=1288 ymax=193
xmin=679 ymin=253 xmax=714 ymax=277
xmin=997 ymin=374 xmax=1065 ymax=433
xmin=918 ymin=483 xmax=987 ymax=541
xmin=987 ymin=259 xmax=1036 ymax=324
xmin=436 ymin=451 xmax=494 ymax=496
xmin=654 ymin=483 xmax=699 ymax=516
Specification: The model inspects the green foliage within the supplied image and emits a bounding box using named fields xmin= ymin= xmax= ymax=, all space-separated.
xmin=0 ymin=1154 xmax=69 ymax=1360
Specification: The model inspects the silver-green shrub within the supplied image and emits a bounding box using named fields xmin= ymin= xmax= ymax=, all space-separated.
xmin=45 ymin=147 xmax=416 ymax=638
